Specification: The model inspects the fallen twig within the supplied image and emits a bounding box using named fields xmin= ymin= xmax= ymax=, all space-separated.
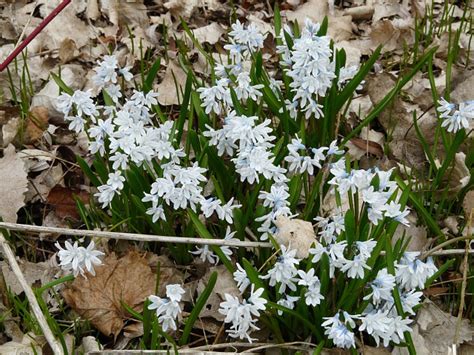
xmin=0 ymin=231 xmax=63 ymax=355
xmin=0 ymin=222 xmax=272 ymax=248
xmin=1 ymin=222 xmax=473 ymax=256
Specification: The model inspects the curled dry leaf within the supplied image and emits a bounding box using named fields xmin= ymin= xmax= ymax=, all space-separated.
xmin=1 ymin=260 xmax=58 ymax=296
xmin=191 ymin=22 xmax=226 ymax=45
xmin=24 ymin=164 xmax=63 ymax=204
xmin=46 ymin=186 xmax=90 ymax=220
xmin=24 ymin=106 xmax=49 ymax=144
xmin=283 ymin=0 xmax=328 ymax=25
xmin=196 ymin=264 xmax=240 ymax=322
xmin=392 ymin=301 xmax=474 ymax=355
xmin=274 ymin=216 xmax=317 ymax=259
xmin=156 ymin=61 xmax=188 ymax=106
xmin=0 ymin=145 xmax=28 ymax=223
xmin=63 ymin=251 xmax=156 ymax=337
xmin=346 ymin=127 xmax=384 ymax=160
xmin=463 ymin=190 xmax=474 ymax=218
xmin=0 ymin=333 xmax=45 ymax=355
xmin=0 ymin=106 xmax=21 ymax=147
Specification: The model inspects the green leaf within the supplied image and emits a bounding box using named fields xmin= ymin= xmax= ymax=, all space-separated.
xmin=50 ymin=72 xmax=73 ymax=95
xmin=174 ymin=71 xmax=193 ymax=144
xmin=76 ymin=155 xmax=101 ymax=187
xmin=344 ymin=209 xmax=357 ymax=246
xmin=395 ymin=175 xmax=444 ymax=237
xmin=144 ymin=58 xmax=161 ymax=93
xmin=179 ymin=271 xmax=217 ymax=345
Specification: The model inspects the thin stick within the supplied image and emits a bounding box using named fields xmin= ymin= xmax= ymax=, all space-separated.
xmin=421 ymin=235 xmax=474 ymax=259
xmin=454 ymin=209 xmax=472 ymax=346
xmin=0 ymin=222 xmax=272 ymax=248
xmin=0 ymin=0 xmax=72 ymax=72
xmin=1 ymin=222 xmax=473 ymax=255
xmin=0 ymin=232 xmax=63 ymax=355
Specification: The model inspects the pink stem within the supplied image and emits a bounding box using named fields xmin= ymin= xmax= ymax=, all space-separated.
xmin=0 ymin=0 xmax=72 ymax=72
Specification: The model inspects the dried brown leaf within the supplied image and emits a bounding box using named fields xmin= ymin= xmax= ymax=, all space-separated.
xmin=63 ymin=251 xmax=156 ymax=337
xmin=348 ymin=136 xmax=384 ymax=158
xmin=196 ymin=265 xmax=239 ymax=321
xmin=191 ymin=22 xmax=226 ymax=45
xmin=0 ymin=145 xmax=28 ymax=223
xmin=24 ymin=106 xmax=49 ymax=144
xmin=392 ymin=301 xmax=474 ymax=355
xmin=274 ymin=216 xmax=317 ymax=259
xmin=1 ymin=260 xmax=58 ymax=296
xmin=156 ymin=61 xmax=187 ymax=106
xmin=47 ymin=186 xmax=90 ymax=220
xmin=0 ymin=106 xmax=21 ymax=147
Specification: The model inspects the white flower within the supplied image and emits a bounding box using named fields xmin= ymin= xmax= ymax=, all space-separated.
xmin=66 ymin=115 xmax=86 ymax=133
xmin=400 ymin=289 xmax=423 ymax=315
xmin=356 ymin=240 xmax=377 ymax=259
xmin=105 ymin=84 xmax=122 ymax=103
xmin=384 ymin=201 xmax=410 ymax=226
xmin=72 ymin=90 xmax=98 ymax=117
xmin=146 ymin=204 xmax=166 ymax=222
xmin=341 ymin=255 xmax=370 ymax=279
xmin=305 ymin=283 xmax=324 ymax=306
xmin=95 ymin=184 xmax=117 ymax=207
xmin=56 ymin=93 xmax=74 ymax=115
xmin=395 ymin=252 xmax=438 ymax=290
xmin=234 ymin=263 xmax=250 ymax=292
xmin=106 ymin=172 xmax=125 ymax=190
xmin=228 ymin=20 xmax=266 ymax=55
xmin=190 ymin=244 xmax=217 ymax=264
xmin=297 ymin=268 xmax=319 ymax=287
xmin=359 ymin=310 xmax=393 ymax=347
xmin=119 ymin=66 xmax=133 ymax=81
xmin=220 ymin=227 xmax=239 ymax=259
xmin=387 ymin=316 xmax=412 ymax=345
xmin=55 ymin=240 xmax=104 ymax=277
xmin=218 ymin=284 xmax=267 ymax=342
xmin=322 ymin=314 xmax=356 ymax=349
xmin=276 ymin=295 xmax=299 ymax=315
xmin=148 ymin=284 xmax=184 ymax=332
xmin=166 ymin=284 xmax=185 ymax=302
xmin=200 ymin=197 xmax=221 ymax=218
xmin=364 ymin=268 xmax=395 ymax=304
xmin=93 ymin=55 xmax=118 ymax=86
xmin=438 ymin=98 xmax=474 ymax=132
xmin=260 ymin=245 xmax=300 ymax=293
xmin=216 ymin=198 xmax=241 ymax=224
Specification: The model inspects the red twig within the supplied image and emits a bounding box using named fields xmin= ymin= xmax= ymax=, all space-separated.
xmin=0 ymin=0 xmax=72 ymax=72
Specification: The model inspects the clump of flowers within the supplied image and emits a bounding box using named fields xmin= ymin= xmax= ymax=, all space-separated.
xmin=148 ymin=284 xmax=185 ymax=332
xmin=437 ymin=97 xmax=474 ymax=132
xmin=53 ymin=15 xmax=445 ymax=352
xmin=55 ymin=241 xmax=104 ymax=277
xmin=218 ymin=285 xmax=267 ymax=342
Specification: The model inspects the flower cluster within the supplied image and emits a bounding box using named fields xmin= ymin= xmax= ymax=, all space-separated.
xmin=54 ymin=15 xmax=446 ymax=351
xmin=148 ymin=284 xmax=185 ymax=332
xmin=437 ymin=97 xmax=474 ymax=132
xmin=55 ymin=241 xmax=104 ymax=277
xmin=277 ymin=20 xmax=335 ymax=119
xmin=218 ymin=285 xmax=267 ymax=342
xmin=329 ymin=163 xmax=410 ymax=226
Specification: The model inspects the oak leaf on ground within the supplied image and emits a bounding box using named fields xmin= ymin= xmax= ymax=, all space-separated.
xmin=63 ymin=251 xmax=156 ymax=337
